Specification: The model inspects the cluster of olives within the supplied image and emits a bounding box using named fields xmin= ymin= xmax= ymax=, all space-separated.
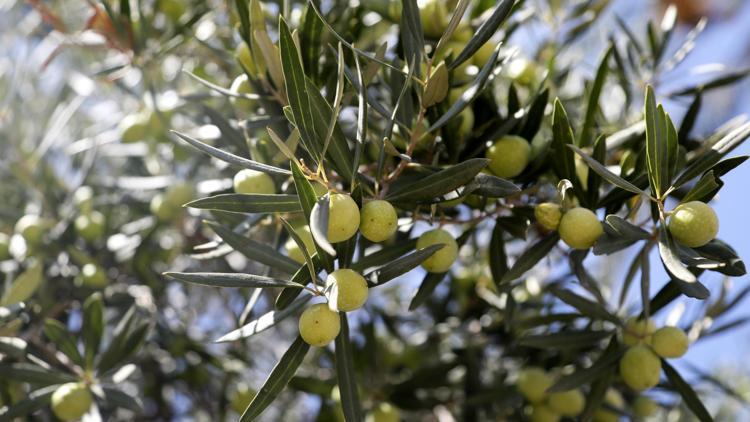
xmin=228 ymin=168 xmax=462 ymax=347
xmin=535 ymin=202 xmax=603 ymax=250
xmin=619 ymin=318 xmax=690 ymax=391
xmin=516 ymin=367 xmax=585 ymax=422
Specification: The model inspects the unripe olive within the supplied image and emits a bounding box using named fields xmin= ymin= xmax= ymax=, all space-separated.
xmin=547 ymin=388 xmax=585 ymax=416
xmin=230 ymin=383 xmax=257 ymax=414
xmin=324 ymin=194 xmax=360 ymax=243
xmin=530 ymin=404 xmax=561 ymax=422
xmin=161 ymin=0 xmax=186 ymax=21
xmin=118 ymin=113 xmax=149 ymax=143
xmin=633 ymin=395 xmax=659 ymax=417
xmin=72 ymin=186 xmax=95 ymax=213
xmin=517 ymin=367 xmax=553 ymax=403
xmin=285 ymin=226 xmax=316 ymax=264
xmin=419 ymin=0 xmax=448 ymax=38
xmin=233 ymin=169 xmax=275 ymax=195
xmin=506 ymin=57 xmax=537 ymax=86
xmin=0 ymin=233 xmax=10 ymax=261
xmin=299 ymin=303 xmax=341 ymax=347
xmin=622 ymin=317 xmax=656 ymax=346
xmin=360 ymin=200 xmax=398 ymax=242
xmin=235 ymin=41 xmax=257 ymax=75
xmin=75 ymin=211 xmax=105 ymax=242
xmin=168 ymin=183 xmax=194 ymax=207
xmin=650 ymin=326 xmax=689 ymax=358
xmin=51 ymin=382 xmax=93 ymax=421
xmin=15 ymin=215 xmax=47 ymax=246
xmin=416 ymin=229 xmax=459 ymax=273
xmin=558 ymin=207 xmax=603 ymax=249
xmin=534 ymin=203 xmax=562 ymax=231
xmin=619 ymin=345 xmax=661 ymax=391
xmin=326 ymin=269 xmax=369 ymax=312
xmin=151 ymin=193 xmax=177 ymax=222
xmin=230 ymin=74 xmax=257 ymax=112
xmin=456 ymin=107 xmax=475 ymax=140
xmin=668 ymin=201 xmax=718 ymax=248
xmin=592 ymin=389 xmax=624 ymax=422
xmin=485 ymin=135 xmax=531 ymax=178
xmin=81 ymin=263 xmax=107 ymax=288
xmin=472 ymin=40 xmax=496 ymax=67
xmin=365 ymin=402 xmax=400 ymax=422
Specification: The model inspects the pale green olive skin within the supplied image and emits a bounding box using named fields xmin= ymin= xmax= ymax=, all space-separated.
xmin=326 ymin=269 xmax=369 ymax=312
xmin=51 ymin=382 xmax=93 ymax=421
xmin=299 ymin=303 xmax=341 ymax=347
xmin=619 ymin=345 xmax=661 ymax=391
xmin=359 ymin=200 xmax=398 ymax=243
xmin=485 ymin=135 xmax=531 ymax=178
xmin=558 ymin=208 xmax=603 ymax=250
xmin=416 ymin=229 xmax=459 ymax=273
xmin=233 ymin=169 xmax=275 ymax=195
xmin=668 ymin=201 xmax=718 ymax=248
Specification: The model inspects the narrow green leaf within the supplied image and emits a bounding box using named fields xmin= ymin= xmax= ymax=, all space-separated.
xmin=658 ymin=230 xmax=709 ymax=299
xmin=240 ymin=336 xmax=310 ymax=421
xmin=0 ymin=384 xmax=58 ymax=419
xmin=170 ymin=131 xmax=290 ymax=176
xmin=386 ymin=159 xmax=489 ymax=203
xmin=0 ymin=259 xmax=43 ymax=306
xmin=309 ymin=194 xmax=337 ymax=257
xmin=551 ymin=99 xmax=583 ymax=199
xmin=428 ymin=48 xmax=500 ymax=132
xmin=400 ymin=0 xmax=423 ymax=78
xmin=673 ymin=122 xmax=750 ymax=188
xmin=548 ymin=339 xmax=624 ymax=393
xmin=519 ymin=88 xmax=549 ymax=142
xmin=300 ymin=3 xmax=323 ymax=79
xmin=0 ymin=337 xmax=27 ymax=358
xmin=350 ymin=239 xmax=418 ymax=272
xmin=450 ymin=0 xmax=514 ymax=70
xmin=0 ymin=363 xmax=76 ymax=385
xmin=217 ymin=296 xmax=311 ymax=342
xmin=551 ymin=288 xmax=619 ymax=324
xmin=681 ymin=171 xmax=721 ymax=203
xmin=97 ymin=306 xmax=138 ymax=373
xmin=409 ymin=272 xmax=447 ymax=310
xmin=579 ymin=45 xmax=613 ymax=147
xmin=43 ymin=319 xmax=83 ymax=366
xmin=668 ymin=67 xmax=750 ymax=97
xmin=679 ymin=91 xmax=702 ymax=143
xmin=186 ymin=194 xmax=302 ymax=214
xmin=604 ymin=215 xmax=651 ymax=240
xmin=164 ymin=272 xmax=304 ymax=289
xmin=102 ymin=387 xmax=144 ymax=413
xmin=499 ymin=233 xmax=559 ymax=285
xmin=205 ymin=221 xmax=300 ymax=274
xmin=662 ymin=360 xmax=714 ymax=422
xmin=280 ymin=217 xmax=321 ymax=287
xmin=489 ymin=223 xmax=509 ymax=289
xmin=334 ymin=314 xmax=363 ymax=422
xmin=518 ymin=330 xmax=613 ymax=349
xmin=366 ymin=244 xmax=444 ymax=286
xmin=568 ymin=144 xmax=647 ymax=196
xmin=278 ymin=18 xmax=321 ymax=161
xmin=82 ymin=293 xmax=104 ymax=369
xmin=468 ymin=173 xmax=520 ymax=198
